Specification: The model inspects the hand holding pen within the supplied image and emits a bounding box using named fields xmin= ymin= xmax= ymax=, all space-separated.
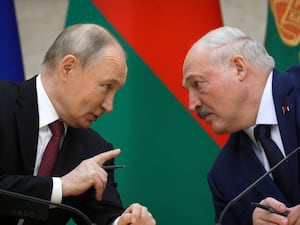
xmin=252 ymin=202 xmax=289 ymax=217
xmin=252 ymin=197 xmax=290 ymax=225
xmin=62 ymin=149 xmax=124 ymax=201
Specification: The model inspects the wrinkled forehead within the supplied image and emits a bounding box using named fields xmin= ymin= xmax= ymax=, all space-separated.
xmin=97 ymin=44 xmax=127 ymax=69
xmin=183 ymin=44 xmax=206 ymax=70
xmin=182 ymin=45 xmax=212 ymax=87
xmin=183 ymin=44 xmax=208 ymax=74
xmin=102 ymin=43 xmax=126 ymax=60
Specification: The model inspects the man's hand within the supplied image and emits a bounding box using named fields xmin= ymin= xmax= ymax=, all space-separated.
xmin=286 ymin=205 xmax=300 ymax=225
xmin=252 ymin=197 xmax=288 ymax=225
xmin=118 ymin=203 xmax=156 ymax=225
xmin=61 ymin=149 xmax=121 ymax=200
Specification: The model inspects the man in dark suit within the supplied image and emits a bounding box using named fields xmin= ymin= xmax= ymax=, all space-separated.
xmin=182 ymin=26 xmax=300 ymax=225
xmin=0 ymin=23 xmax=156 ymax=225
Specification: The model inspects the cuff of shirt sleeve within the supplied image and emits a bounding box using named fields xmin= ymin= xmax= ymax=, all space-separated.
xmin=50 ymin=177 xmax=62 ymax=207
xmin=111 ymin=216 xmax=120 ymax=225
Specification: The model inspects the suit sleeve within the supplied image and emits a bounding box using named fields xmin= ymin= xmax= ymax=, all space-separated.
xmin=0 ymin=175 xmax=53 ymax=221
xmin=75 ymin=155 xmax=125 ymax=225
xmin=0 ymin=79 xmax=54 ymax=221
xmin=56 ymin=128 xmax=125 ymax=225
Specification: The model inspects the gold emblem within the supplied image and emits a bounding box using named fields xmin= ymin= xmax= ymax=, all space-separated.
xmin=270 ymin=0 xmax=300 ymax=46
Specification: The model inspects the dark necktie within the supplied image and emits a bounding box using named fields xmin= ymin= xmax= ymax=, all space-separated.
xmin=38 ymin=120 xmax=64 ymax=176
xmin=23 ymin=120 xmax=64 ymax=224
xmin=254 ymin=124 xmax=291 ymax=199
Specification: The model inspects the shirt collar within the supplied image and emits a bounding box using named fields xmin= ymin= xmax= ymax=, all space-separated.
xmin=244 ymin=70 xmax=277 ymax=142
xmin=36 ymin=75 xmax=60 ymax=128
xmin=256 ymin=70 xmax=277 ymax=126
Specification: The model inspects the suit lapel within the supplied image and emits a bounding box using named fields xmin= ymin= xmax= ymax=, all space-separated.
xmin=15 ymin=77 xmax=39 ymax=174
xmin=53 ymin=127 xmax=92 ymax=176
xmin=273 ymin=69 xmax=298 ymax=153
xmin=238 ymin=132 xmax=289 ymax=203
xmin=272 ymin=69 xmax=300 ymax=203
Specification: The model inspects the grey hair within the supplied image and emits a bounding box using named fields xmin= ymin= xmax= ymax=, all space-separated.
xmin=41 ymin=23 xmax=122 ymax=70
xmin=195 ymin=26 xmax=275 ymax=70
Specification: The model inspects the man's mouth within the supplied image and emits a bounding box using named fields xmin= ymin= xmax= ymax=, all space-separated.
xmin=196 ymin=106 xmax=211 ymax=120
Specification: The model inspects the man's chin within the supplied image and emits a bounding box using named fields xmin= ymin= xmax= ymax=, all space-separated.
xmin=73 ymin=120 xmax=92 ymax=129
xmin=83 ymin=121 xmax=92 ymax=128
xmin=211 ymin=124 xmax=226 ymax=135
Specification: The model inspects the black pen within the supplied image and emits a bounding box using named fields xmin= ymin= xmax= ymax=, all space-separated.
xmin=252 ymin=202 xmax=289 ymax=217
xmin=101 ymin=164 xmax=125 ymax=171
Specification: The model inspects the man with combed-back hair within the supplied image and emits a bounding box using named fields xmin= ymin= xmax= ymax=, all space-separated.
xmin=0 ymin=23 xmax=156 ymax=225
xmin=182 ymin=26 xmax=300 ymax=225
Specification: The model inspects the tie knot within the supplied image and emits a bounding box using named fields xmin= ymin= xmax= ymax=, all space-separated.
xmin=49 ymin=120 xmax=64 ymax=137
xmin=254 ymin=124 xmax=271 ymax=140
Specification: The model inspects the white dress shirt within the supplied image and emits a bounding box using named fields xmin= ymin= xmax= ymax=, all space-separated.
xmin=36 ymin=74 xmax=64 ymax=204
xmin=17 ymin=75 xmax=64 ymax=225
xmin=244 ymin=71 xmax=285 ymax=172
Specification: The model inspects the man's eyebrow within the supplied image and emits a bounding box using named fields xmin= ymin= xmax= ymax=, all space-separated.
xmin=104 ymin=78 xmax=122 ymax=84
xmin=182 ymin=75 xmax=194 ymax=88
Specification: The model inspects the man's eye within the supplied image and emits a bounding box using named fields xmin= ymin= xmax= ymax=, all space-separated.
xmin=194 ymin=81 xmax=203 ymax=88
xmin=193 ymin=80 xmax=208 ymax=92
xmin=101 ymin=84 xmax=111 ymax=91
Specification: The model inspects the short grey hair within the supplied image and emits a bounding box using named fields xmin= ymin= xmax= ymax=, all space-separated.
xmin=195 ymin=26 xmax=275 ymax=70
xmin=42 ymin=23 xmax=122 ymax=70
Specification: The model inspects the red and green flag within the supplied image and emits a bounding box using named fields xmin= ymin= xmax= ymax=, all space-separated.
xmin=265 ymin=0 xmax=300 ymax=70
xmin=65 ymin=1 xmax=226 ymax=224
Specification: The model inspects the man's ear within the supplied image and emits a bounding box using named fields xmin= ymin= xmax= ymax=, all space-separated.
xmin=231 ymin=55 xmax=247 ymax=81
xmin=60 ymin=55 xmax=77 ymax=81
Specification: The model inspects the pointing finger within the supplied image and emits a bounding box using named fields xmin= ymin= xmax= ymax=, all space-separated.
xmin=93 ymin=148 xmax=121 ymax=165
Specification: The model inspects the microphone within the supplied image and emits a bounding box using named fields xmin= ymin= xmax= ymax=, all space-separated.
xmin=216 ymin=145 xmax=300 ymax=225
xmin=0 ymin=188 xmax=96 ymax=225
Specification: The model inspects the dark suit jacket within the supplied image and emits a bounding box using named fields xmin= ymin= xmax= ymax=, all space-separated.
xmin=0 ymin=76 xmax=124 ymax=224
xmin=208 ymin=65 xmax=300 ymax=225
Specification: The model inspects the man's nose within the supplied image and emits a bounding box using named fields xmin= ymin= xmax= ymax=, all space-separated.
xmin=102 ymin=96 xmax=114 ymax=113
xmin=188 ymin=91 xmax=202 ymax=112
